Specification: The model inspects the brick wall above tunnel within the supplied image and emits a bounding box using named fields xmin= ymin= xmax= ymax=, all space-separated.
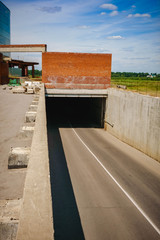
xmin=42 ymin=52 xmax=112 ymax=89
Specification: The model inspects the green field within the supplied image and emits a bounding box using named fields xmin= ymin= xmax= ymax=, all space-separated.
xmin=111 ymin=77 xmax=160 ymax=97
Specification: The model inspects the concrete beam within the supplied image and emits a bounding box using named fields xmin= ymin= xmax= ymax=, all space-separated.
xmin=0 ymin=44 xmax=47 ymax=53
xmin=45 ymin=88 xmax=108 ymax=97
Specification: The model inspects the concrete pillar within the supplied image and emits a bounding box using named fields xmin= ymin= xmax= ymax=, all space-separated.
xmin=25 ymin=66 xmax=28 ymax=76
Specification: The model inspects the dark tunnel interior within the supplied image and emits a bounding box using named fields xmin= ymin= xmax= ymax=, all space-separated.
xmin=46 ymin=97 xmax=106 ymax=128
xmin=46 ymin=96 xmax=106 ymax=240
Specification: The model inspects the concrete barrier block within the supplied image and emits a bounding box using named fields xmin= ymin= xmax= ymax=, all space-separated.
xmin=0 ymin=222 xmax=18 ymax=240
xmin=12 ymin=87 xmax=25 ymax=94
xmin=34 ymin=96 xmax=39 ymax=101
xmin=34 ymin=85 xmax=41 ymax=93
xmin=25 ymin=112 xmax=37 ymax=122
xmin=8 ymin=147 xmax=30 ymax=169
xmin=29 ymin=105 xmax=37 ymax=111
xmin=26 ymin=88 xmax=34 ymax=94
xmin=20 ymin=126 xmax=34 ymax=138
xmin=31 ymin=101 xmax=38 ymax=105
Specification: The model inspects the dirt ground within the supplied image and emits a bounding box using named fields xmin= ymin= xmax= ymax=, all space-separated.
xmin=0 ymin=85 xmax=33 ymax=200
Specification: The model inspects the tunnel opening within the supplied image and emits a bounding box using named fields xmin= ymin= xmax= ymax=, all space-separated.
xmin=46 ymin=96 xmax=106 ymax=239
xmin=46 ymin=97 xmax=106 ymax=128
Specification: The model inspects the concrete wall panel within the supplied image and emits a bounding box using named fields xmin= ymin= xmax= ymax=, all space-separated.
xmin=105 ymin=89 xmax=160 ymax=161
xmin=42 ymin=52 xmax=111 ymax=89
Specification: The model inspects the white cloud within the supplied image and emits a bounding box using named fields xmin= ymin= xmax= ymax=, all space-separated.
xmin=77 ymin=25 xmax=90 ymax=29
xmin=6 ymin=0 xmax=159 ymax=73
xmin=37 ymin=6 xmax=62 ymax=14
xmin=110 ymin=11 xmax=118 ymax=17
xmin=107 ymin=35 xmax=124 ymax=39
xmin=128 ymin=13 xmax=151 ymax=18
xmin=132 ymin=5 xmax=136 ymax=8
xmin=100 ymin=12 xmax=106 ymax=15
xmin=100 ymin=4 xmax=117 ymax=11
xmin=92 ymin=48 xmax=110 ymax=53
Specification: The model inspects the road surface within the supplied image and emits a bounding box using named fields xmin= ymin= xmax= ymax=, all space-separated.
xmin=47 ymin=118 xmax=160 ymax=240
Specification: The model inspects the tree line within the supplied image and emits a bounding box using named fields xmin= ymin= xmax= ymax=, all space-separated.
xmin=28 ymin=69 xmax=42 ymax=76
xmin=111 ymin=72 xmax=160 ymax=78
xmin=28 ymin=70 xmax=160 ymax=79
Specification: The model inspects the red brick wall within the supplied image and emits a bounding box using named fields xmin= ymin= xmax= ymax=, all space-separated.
xmin=42 ymin=52 xmax=112 ymax=89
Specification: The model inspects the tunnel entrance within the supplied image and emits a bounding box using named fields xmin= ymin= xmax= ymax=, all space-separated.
xmin=46 ymin=97 xmax=106 ymax=128
xmin=46 ymin=96 xmax=106 ymax=239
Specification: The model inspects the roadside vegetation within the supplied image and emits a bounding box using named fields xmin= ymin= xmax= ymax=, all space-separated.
xmin=28 ymin=69 xmax=42 ymax=77
xmin=111 ymin=72 xmax=160 ymax=97
xmin=11 ymin=70 xmax=160 ymax=97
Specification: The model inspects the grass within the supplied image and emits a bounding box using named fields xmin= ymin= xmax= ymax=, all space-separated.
xmin=111 ymin=77 xmax=160 ymax=97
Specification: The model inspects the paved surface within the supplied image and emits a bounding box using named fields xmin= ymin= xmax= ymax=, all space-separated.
xmin=47 ymin=116 xmax=160 ymax=239
xmin=0 ymin=85 xmax=33 ymax=199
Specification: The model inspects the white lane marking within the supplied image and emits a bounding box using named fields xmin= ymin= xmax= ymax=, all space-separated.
xmin=72 ymin=128 xmax=160 ymax=235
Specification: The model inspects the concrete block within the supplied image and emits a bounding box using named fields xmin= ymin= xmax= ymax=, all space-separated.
xmin=34 ymin=96 xmax=39 ymax=101
xmin=25 ymin=111 xmax=37 ymax=122
xmin=29 ymin=105 xmax=37 ymax=111
xmin=20 ymin=126 xmax=34 ymax=138
xmin=12 ymin=87 xmax=25 ymax=94
xmin=31 ymin=101 xmax=38 ymax=105
xmin=117 ymin=85 xmax=127 ymax=89
xmin=34 ymin=85 xmax=41 ymax=93
xmin=26 ymin=88 xmax=34 ymax=94
xmin=0 ymin=222 xmax=18 ymax=240
xmin=8 ymin=147 xmax=30 ymax=169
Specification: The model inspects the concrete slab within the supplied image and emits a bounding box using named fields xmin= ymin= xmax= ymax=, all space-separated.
xmin=0 ymin=44 xmax=47 ymax=53
xmin=12 ymin=87 xmax=26 ymax=94
xmin=8 ymin=147 xmax=30 ymax=169
xmin=25 ymin=112 xmax=36 ymax=123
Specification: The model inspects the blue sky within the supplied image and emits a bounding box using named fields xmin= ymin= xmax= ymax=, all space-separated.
xmin=2 ymin=0 xmax=160 ymax=72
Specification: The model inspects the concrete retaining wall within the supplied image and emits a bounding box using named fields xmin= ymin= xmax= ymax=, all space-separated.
xmin=105 ymin=88 xmax=160 ymax=162
xmin=16 ymin=85 xmax=54 ymax=240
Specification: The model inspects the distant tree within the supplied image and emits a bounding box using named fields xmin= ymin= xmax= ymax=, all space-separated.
xmin=28 ymin=69 xmax=42 ymax=77
xmin=111 ymin=72 xmax=149 ymax=78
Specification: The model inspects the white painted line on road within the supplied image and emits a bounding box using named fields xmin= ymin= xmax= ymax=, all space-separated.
xmin=72 ymin=128 xmax=160 ymax=235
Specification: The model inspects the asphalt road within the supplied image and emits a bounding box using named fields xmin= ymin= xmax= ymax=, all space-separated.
xmin=47 ymin=121 xmax=160 ymax=240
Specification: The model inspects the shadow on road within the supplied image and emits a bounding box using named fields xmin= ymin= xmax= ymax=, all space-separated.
xmin=47 ymin=111 xmax=85 ymax=240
